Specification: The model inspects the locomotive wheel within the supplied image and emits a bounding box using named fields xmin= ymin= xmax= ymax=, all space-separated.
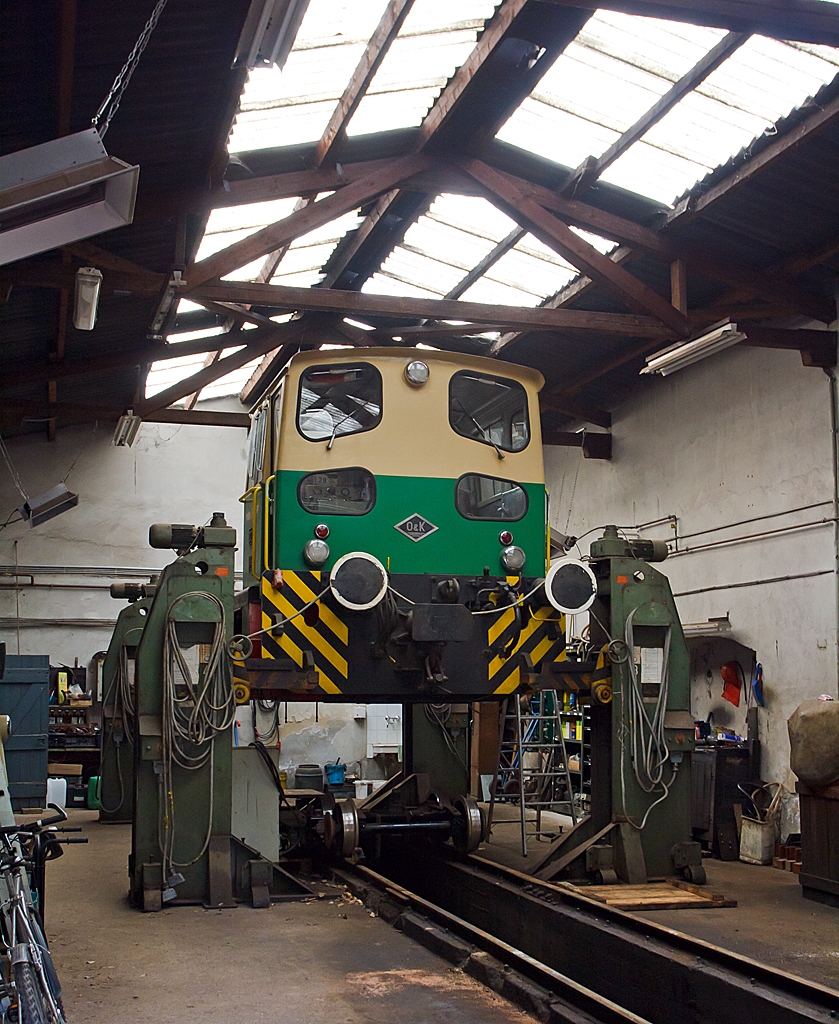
xmin=334 ymin=798 xmax=360 ymax=859
xmin=452 ymin=795 xmax=483 ymax=854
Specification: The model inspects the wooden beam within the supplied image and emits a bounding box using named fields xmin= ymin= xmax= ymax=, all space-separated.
xmin=562 ymin=31 xmax=748 ymax=195
xmin=214 ymin=159 xmax=400 ymax=208
xmin=193 ymin=279 xmax=675 ymax=336
xmin=0 ymin=338 xmax=254 ymax=395
xmin=665 ymin=87 xmax=839 ymax=224
xmin=138 ymin=321 xmax=305 ymax=416
xmin=414 ymin=0 xmax=529 ymax=149
xmin=60 ymin=242 xmax=161 ymax=282
xmin=315 ymin=0 xmax=416 ymax=168
xmin=459 ymin=158 xmax=689 ymax=334
xmin=485 ymin=166 xmax=834 ymax=322
xmin=445 ymin=227 xmax=525 ymax=300
xmin=539 ymin=0 xmax=839 ymax=46
xmin=741 ymin=326 xmax=837 ymax=368
xmin=542 ymin=429 xmax=613 ymax=460
xmin=185 ymin=154 xmax=434 ymax=288
xmin=143 ymin=408 xmax=251 ymax=427
xmin=670 ymin=259 xmax=688 ymax=316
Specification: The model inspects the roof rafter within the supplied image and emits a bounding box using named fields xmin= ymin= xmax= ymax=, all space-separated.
xmin=459 ymin=158 xmax=689 ymax=334
xmin=561 ymin=30 xmax=749 ymax=196
xmin=192 ymin=278 xmax=674 ymax=336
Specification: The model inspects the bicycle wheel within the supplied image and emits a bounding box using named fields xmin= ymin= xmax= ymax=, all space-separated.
xmin=12 ymin=961 xmax=46 ymax=1024
xmin=29 ymin=917 xmax=63 ymax=1014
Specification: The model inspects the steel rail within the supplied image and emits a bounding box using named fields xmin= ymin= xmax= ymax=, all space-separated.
xmin=335 ymin=862 xmax=650 ymax=1024
xmin=349 ymin=848 xmax=839 ymax=1024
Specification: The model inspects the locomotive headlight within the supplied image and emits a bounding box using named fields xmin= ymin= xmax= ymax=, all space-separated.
xmin=405 ymin=360 xmax=430 ymax=386
xmin=303 ymin=539 xmax=330 ymax=566
xmin=501 ymin=545 xmax=526 ymax=572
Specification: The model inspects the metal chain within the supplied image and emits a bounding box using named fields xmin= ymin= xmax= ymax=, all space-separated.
xmin=91 ymin=0 xmax=169 ymax=139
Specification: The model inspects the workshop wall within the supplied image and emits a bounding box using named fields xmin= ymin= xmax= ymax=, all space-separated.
xmin=545 ymin=345 xmax=837 ymax=788
xmin=0 ymin=403 xmax=249 ymax=665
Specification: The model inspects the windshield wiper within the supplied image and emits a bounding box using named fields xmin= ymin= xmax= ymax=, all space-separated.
xmin=455 ymin=398 xmax=504 ymax=459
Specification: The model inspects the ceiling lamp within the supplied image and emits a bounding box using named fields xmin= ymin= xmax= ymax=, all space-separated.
xmin=641 ymin=322 xmax=746 ymax=377
xmin=18 ymin=483 xmax=79 ymax=529
xmin=113 ymin=411 xmax=142 ymax=447
xmin=234 ymin=0 xmax=311 ymax=69
xmin=0 ymin=129 xmax=138 ymax=266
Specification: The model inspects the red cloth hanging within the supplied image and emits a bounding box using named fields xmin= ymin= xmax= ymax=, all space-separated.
xmin=721 ymin=660 xmax=744 ymax=707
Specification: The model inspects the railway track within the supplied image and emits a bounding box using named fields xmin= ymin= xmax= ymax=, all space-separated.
xmin=334 ymin=848 xmax=839 ymax=1024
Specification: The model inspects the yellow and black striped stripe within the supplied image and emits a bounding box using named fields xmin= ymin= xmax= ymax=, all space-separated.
xmin=488 ymin=604 xmax=566 ymax=695
xmin=261 ymin=570 xmax=348 ymax=695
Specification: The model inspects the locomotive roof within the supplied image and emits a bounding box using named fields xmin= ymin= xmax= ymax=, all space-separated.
xmin=286 ymin=347 xmax=545 ymax=393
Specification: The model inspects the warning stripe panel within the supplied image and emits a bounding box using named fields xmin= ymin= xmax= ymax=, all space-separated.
xmin=489 ymin=604 xmax=565 ymax=694
xmin=266 ymin=588 xmax=348 ymax=676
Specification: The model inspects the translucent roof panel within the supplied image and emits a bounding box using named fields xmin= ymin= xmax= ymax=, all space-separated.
xmin=497 ymin=11 xmax=839 ymax=206
xmin=363 ymin=194 xmax=615 ymax=308
xmin=229 ymin=0 xmax=499 ymax=153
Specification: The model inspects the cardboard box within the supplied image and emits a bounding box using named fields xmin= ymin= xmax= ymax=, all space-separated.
xmin=48 ymin=763 xmax=83 ymax=777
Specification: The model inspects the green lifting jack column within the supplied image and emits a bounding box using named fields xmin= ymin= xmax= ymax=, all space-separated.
xmin=130 ymin=514 xmax=238 ymax=912
xmin=99 ymin=589 xmax=155 ymax=824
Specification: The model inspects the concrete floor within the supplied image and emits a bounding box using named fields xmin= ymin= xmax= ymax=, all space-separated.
xmin=43 ymin=811 xmax=534 ymax=1024
xmin=481 ymin=805 xmax=839 ymax=991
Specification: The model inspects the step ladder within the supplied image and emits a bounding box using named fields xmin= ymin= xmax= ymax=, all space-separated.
xmin=487 ymin=691 xmax=577 ymax=857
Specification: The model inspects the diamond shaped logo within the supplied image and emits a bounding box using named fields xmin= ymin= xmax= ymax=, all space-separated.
xmin=394 ymin=513 xmax=438 ymax=542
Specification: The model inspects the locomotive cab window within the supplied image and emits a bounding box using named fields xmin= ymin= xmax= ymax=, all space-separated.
xmin=455 ymin=474 xmax=527 ymax=521
xmin=298 ymin=364 xmax=382 ymax=442
xmin=449 ymin=371 xmax=529 ymax=453
xmin=298 ymin=468 xmax=376 ymax=516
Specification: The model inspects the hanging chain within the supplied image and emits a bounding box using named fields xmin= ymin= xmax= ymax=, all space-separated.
xmin=0 ymin=434 xmax=29 ymax=503
xmin=91 ymin=0 xmax=169 ymax=139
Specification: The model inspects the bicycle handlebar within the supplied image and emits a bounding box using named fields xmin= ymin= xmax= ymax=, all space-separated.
xmin=0 ymin=802 xmax=69 ymax=836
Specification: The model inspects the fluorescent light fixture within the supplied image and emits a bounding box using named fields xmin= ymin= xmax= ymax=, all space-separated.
xmin=113 ymin=410 xmax=142 ymax=447
xmin=73 ymin=266 xmax=102 ymax=330
xmin=17 ymin=483 xmax=79 ymax=528
xmin=233 ymin=0 xmax=311 ymax=69
xmin=641 ymin=321 xmax=746 ymax=377
xmin=0 ymin=129 xmax=138 ymax=265
xmin=149 ymin=271 xmax=185 ymax=336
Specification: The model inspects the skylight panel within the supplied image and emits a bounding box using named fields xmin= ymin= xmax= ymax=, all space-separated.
xmin=496 ymin=13 xmax=725 ymax=172
xmin=601 ymin=34 xmax=839 ymax=203
xmin=458 ymin=276 xmax=544 ymax=307
xmin=197 ymin=358 xmax=265 ymax=402
xmin=362 ymin=272 xmax=441 ymax=299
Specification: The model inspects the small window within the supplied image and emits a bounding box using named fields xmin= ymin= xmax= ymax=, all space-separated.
xmin=455 ymin=474 xmax=528 ymax=522
xmin=298 ymin=468 xmax=376 ymax=516
xmin=298 ymin=363 xmax=382 ymax=441
xmin=449 ymin=371 xmax=529 ymax=453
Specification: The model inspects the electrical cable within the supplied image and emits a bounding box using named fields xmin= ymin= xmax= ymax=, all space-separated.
xmin=0 ymin=434 xmax=28 ymax=503
xmin=159 ymin=591 xmax=235 ymax=877
xmin=424 ymin=703 xmax=469 ymax=776
xmin=97 ymin=645 xmax=135 ymax=815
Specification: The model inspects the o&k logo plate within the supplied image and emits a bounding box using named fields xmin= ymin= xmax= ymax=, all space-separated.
xmin=394 ymin=513 xmax=438 ymax=542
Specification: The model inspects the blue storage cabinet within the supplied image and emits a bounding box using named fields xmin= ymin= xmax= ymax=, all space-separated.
xmin=0 ymin=655 xmax=49 ymax=810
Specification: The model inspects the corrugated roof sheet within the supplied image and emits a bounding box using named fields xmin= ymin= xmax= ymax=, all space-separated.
xmin=497 ymin=11 xmax=839 ymax=205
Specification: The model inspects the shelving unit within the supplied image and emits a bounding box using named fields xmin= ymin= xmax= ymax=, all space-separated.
xmin=558 ymin=698 xmax=591 ymax=816
xmin=48 ymin=700 xmax=101 ymax=785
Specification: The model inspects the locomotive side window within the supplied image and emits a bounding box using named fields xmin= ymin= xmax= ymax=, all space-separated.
xmin=455 ymin=474 xmax=527 ymax=521
xmin=449 ymin=371 xmax=529 ymax=453
xmin=298 ymin=468 xmax=376 ymax=515
xmin=298 ymin=364 xmax=382 ymax=442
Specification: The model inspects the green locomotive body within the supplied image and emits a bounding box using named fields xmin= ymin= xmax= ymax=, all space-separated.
xmin=238 ymin=348 xmax=565 ymax=701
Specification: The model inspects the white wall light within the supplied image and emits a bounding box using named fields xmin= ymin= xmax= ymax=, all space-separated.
xmin=0 ymin=129 xmax=138 ymax=266
xmin=641 ymin=321 xmax=746 ymax=377
xmin=73 ymin=266 xmax=102 ymax=330
xmin=113 ymin=411 xmax=142 ymax=447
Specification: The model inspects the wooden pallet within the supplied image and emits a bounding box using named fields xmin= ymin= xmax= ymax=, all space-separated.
xmin=562 ymin=879 xmax=737 ymax=910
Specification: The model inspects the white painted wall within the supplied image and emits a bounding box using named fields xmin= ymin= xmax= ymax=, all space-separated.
xmin=545 ymin=346 xmax=837 ymax=788
xmin=0 ymin=401 xmax=376 ymax=774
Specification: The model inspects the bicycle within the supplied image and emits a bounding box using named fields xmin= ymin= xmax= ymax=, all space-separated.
xmin=0 ymin=804 xmax=87 ymax=1024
